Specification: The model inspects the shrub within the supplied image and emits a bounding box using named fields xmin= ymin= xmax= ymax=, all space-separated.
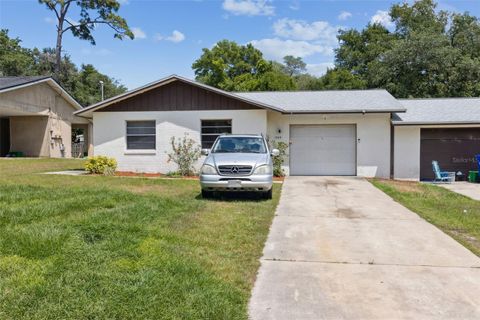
xmin=84 ymin=156 xmax=117 ymax=175
xmin=167 ymin=134 xmax=201 ymax=176
xmin=271 ymin=140 xmax=289 ymax=177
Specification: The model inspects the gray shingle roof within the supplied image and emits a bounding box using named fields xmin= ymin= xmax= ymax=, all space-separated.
xmin=0 ymin=76 xmax=50 ymax=91
xmin=393 ymin=98 xmax=480 ymax=125
xmin=235 ymin=89 xmax=405 ymax=113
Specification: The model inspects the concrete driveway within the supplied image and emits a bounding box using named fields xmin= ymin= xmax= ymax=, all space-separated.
xmin=249 ymin=176 xmax=480 ymax=320
xmin=440 ymin=182 xmax=480 ymax=201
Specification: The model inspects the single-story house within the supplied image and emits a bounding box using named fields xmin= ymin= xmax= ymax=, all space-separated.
xmin=74 ymin=75 xmax=480 ymax=180
xmin=0 ymin=76 xmax=92 ymax=158
xmin=393 ymin=98 xmax=480 ymax=181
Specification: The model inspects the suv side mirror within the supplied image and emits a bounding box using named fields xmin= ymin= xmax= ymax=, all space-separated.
xmin=201 ymin=148 xmax=210 ymax=156
xmin=271 ymin=149 xmax=280 ymax=157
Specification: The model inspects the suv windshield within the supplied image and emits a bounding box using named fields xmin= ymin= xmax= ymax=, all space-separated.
xmin=212 ymin=137 xmax=267 ymax=154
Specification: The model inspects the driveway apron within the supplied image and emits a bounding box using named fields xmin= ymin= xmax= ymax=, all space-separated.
xmin=249 ymin=176 xmax=480 ymax=320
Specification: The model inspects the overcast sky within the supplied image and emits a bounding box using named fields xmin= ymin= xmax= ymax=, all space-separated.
xmin=1 ymin=0 xmax=479 ymax=89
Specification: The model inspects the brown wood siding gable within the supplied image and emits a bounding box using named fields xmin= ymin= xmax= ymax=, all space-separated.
xmin=101 ymin=80 xmax=261 ymax=112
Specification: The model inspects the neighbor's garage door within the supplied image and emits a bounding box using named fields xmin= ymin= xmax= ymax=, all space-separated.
xmin=290 ymin=125 xmax=356 ymax=175
xmin=420 ymin=128 xmax=480 ymax=180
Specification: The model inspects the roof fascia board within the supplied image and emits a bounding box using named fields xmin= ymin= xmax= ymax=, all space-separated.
xmin=45 ymin=79 xmax=82 ymax=110
xmin=282 ymin=109 xmax=406 ymax=114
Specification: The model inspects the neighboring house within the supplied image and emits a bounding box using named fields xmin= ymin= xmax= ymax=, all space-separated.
xmin=0 ymin=76 xmax=92 ymax=158
xmin=74 ymin=75 xmax=480 ymax=180
xmin=393 ymin=98 xmax=480 ymax=181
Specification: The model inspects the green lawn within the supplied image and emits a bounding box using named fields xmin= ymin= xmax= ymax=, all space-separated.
xmin=0 ymin=159 xmax=280 ymax=319
xmin=371 ymin=179 xmax=480 ymax=257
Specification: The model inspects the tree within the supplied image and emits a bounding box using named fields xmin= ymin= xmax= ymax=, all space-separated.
xmin=32 ymin=47 xmax=78 ymax=92
xmin=192 ymin=40 xmax=270 ymax=90
xmin=0 ymin=29 xmax=35 ymax=76
xmin=332 ymin=0 xmax=480 ymax=97
xmin=38 ymin=0 xmax=133 ymax=78
xmin=0 ymin=29 xmax=127 ymax=106
xmin=449 ymin=13 xmax=480 ymax=58
xmin=335 ymin=23 xmax=396 ymax=83
xmin=73 ymin=64 xmax=127 ymax=106
xmin=390 ymin=0 xmax=447 ymax=36
xmin=318 ymin=69 xmax=367 ymax=90
xmin=282 ymin=55 xmax=306 ymax=76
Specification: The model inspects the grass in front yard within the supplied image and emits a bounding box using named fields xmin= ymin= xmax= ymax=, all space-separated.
xmin=371 ymin=179 xmax=480 ymax=257
xmin=0 ymin=159 xmax=280 ymax=319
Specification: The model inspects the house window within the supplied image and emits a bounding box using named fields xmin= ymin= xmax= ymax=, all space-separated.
xmin=126 ymin=121 xmax=156 ymax=150
xmin=201 ymin=119 xmax=232 ymax=148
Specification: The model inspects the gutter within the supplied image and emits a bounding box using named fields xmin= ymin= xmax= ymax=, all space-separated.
xmin=281 ymin=109 xmax=406 ymax=115
xmin=392 ymin=121 xmax=480 ymax=126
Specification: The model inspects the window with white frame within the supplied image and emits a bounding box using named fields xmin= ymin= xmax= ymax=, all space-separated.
xmin=201 ymin=119 xmax=232 ymax=148
xmin=126 ymin=121 xmax=156 ymax=150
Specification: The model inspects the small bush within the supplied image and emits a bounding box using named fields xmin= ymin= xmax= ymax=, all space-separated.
xmin=270 ymin=140 xmax=288 ymax=177
xmin=85 ymin=156 xmax=117 ymax=175
xmin=167 ymin=134 xmax=201 ymax=176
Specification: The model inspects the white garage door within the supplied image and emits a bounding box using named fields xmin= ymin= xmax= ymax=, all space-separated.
xmin=290 ymin=125 xmax=356 ymax=175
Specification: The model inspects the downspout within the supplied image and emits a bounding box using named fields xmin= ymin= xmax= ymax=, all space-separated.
xmin=390 ymin=114 xmax=395 ymax=179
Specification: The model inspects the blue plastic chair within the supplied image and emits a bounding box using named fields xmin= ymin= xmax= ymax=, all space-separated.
xmin=432 ymin=161 xmax=454 ymax=183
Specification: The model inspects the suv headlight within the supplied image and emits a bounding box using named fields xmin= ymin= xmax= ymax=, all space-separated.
xmin=201 ymin=164 xmax=217 ymax=175
xmin=253 ymin=165 xmax=272 ymax=175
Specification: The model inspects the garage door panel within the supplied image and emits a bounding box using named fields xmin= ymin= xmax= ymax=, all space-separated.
xmin=420 ymin=128 xmax=480 ymax=180
xmin=290 ymin=125 xmax=356 ymax=176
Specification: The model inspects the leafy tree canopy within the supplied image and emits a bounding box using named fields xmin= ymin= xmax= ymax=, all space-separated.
xmin=38 ymin=0 xmax=133 ymax=77
xmin=192 ymin=40 xmax=296 ymax=91
xmin=0 ymin=29 xmax=126 ymax=106
xmin=333 ymin=0 xmax=480 ymax=97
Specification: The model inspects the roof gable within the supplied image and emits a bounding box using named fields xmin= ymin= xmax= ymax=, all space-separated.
xmin=0 ymin=76 xmax=82 ymax=110
xmin=75 ymin=75 xmax=281 ymax=117
xmin=100 ymin=79 xmax=264 ymax=112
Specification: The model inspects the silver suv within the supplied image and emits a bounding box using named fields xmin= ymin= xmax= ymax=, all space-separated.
xmin=199 ymin=134 xmax=279 ymax=199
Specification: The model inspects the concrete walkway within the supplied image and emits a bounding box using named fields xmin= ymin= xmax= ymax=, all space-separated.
xmin=440 ymin=182 xmax=480 ymax=201
xmin=249 ymin=176 xmax=480 ymax=320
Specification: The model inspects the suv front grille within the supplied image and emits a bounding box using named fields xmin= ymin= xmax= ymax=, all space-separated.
xmin=218 ymin=165 xmax=253 ymax=175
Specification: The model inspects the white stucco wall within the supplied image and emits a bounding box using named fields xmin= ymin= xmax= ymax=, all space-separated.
xmin=393 ymin=126 xmax=421 ymax=180
xmin=93 ymin=110 xmax=267 ymax=173
xmin=266 ymin=112 xmax=392 ymax=178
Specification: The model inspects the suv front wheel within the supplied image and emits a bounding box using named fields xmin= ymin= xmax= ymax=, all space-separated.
xmin=202 ymin=190 xmax=214 ymax=199
xmin=263 ymin=188 xmax=272 ymax=200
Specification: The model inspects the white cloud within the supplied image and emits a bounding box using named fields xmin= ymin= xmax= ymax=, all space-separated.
xmin=273 ymin=18 xmax=339 ymax=46
xmin=155 ymin=30 xmax=185 ymax=43
xmin=338 ymin=11 xmax=352 ymax=21
xmin=166 ymin=30 xmax=185 ymax=43
xmin=132 ymin=27 xmax=147 ymax=39
xmin=289 ymin=0 xmax=300 ymax=11
xmin=306 ymin=62 xmax=335 ymax=76
xmin=250 ymin=38 xmax=333 ymax=60
xmin=222 ymin=0 xmax=274 ymax=16
xmin=371 ymin=10 xmax=394 ymax=28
